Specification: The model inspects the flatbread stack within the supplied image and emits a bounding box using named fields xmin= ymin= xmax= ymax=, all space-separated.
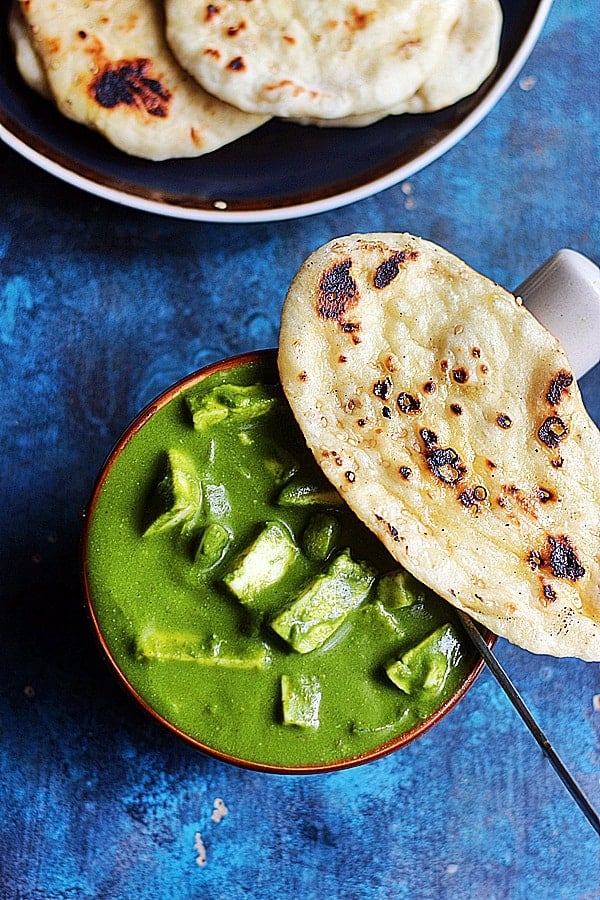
xmin=10 ymin=0 xmax=268 ymax=160
xmin=278 ymin=234 xmax=600 ymax=661
xmin=317 ymin=0 xmax=504 ymax=128
xmin=165 ymin=0 xmax=502 ymax=127
xmin=10 ymin=0 xmax=502 ymax=160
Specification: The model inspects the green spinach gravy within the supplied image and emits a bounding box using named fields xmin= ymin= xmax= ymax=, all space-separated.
xmin=86 ymin=354 xmax=476 ymax=768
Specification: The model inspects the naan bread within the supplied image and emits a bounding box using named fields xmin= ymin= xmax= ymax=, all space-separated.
xmin=164 ymin=0 xmax=464 ymax=120
xmin=279 ymin=234 xmax=600 ymax=661
xmin=16 ymin=0 xmax=268 ymax=160
xmin=295 ymin=0 xmax=503 ymax=128
xmin=400 ymin=0 xmax=502 ymax=114
xmin=9 ymin=2 xmax=51 ymax=99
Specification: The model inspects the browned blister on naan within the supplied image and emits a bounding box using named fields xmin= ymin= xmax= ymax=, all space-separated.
xmin=278 ymin=233 xmax=600 ymax=660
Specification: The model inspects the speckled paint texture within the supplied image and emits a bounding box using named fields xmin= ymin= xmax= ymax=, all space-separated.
xmin=1 ymin=2 xmax=599 ymax=898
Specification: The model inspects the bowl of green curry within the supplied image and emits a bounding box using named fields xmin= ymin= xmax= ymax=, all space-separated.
xmin=82 ymin=349 xmax=492 ymax=773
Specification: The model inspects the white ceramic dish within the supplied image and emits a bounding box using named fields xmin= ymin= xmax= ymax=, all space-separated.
xmin=0 ymin=1 xmax=553 ymax=222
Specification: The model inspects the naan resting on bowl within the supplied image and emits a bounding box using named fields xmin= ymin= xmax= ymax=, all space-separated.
xmin=278 ymin=233 xmax=600 ymax=661
xmin=14 ymin=0 xmax=268 ymax=160
xmin=164 ymin=0 xmax=464 ymax=120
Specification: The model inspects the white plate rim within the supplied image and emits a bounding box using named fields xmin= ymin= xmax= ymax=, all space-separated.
xmin=0 ymin=0 xmax=554 ymax=224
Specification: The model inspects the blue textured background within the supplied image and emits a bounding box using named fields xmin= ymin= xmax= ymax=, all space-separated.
xmin=1 ymin=2 xmax=599 ymax=898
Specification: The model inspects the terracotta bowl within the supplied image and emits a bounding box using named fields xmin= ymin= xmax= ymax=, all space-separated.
xmin=82 ymin=348 xmax=493 ymax=774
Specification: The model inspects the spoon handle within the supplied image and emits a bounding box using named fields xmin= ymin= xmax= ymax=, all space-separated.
xmin=516 ymin=248 xmax=600 ymax=380
xmin=456 ymin=610 xmax=600 ymax=837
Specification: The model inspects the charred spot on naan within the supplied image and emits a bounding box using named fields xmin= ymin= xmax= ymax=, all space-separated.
xmin=372 ymin=376 xmax=393 ymax=400
xmin=529 ymin=533 xmax=586 ymax=609
xmin=528 ymin=535 xmax=585 ymax=581
xmin=419 ymin=427 xmax=466 ymax=487
xmin=373 ymin=249 xmax=419 ymax=288
xmin=317 ymin=259 xmax=358 ymax=323
xmin=546 ymin=370 xmax=574 ymax=406
xmin=537 ymin=415 xmax=569 ymax=449
xmin=205 ymin=4 xmax=221 ymax=23
xmin=396 ymin=392 xmax=421 ymax=414
xmin=91 ymin=58 xmax=172 ymax=117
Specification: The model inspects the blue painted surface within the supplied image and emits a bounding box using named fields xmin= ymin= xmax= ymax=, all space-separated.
xmin=1 ymin=3 xmax=599 ymax=898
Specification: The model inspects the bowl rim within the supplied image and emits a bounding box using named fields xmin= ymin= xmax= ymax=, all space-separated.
xmin=81 ymin=347 xmax=494 ymax=774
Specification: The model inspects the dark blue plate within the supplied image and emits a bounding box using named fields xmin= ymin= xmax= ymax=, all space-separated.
xmin=0 ymin=1 xmax=552 ymax=222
